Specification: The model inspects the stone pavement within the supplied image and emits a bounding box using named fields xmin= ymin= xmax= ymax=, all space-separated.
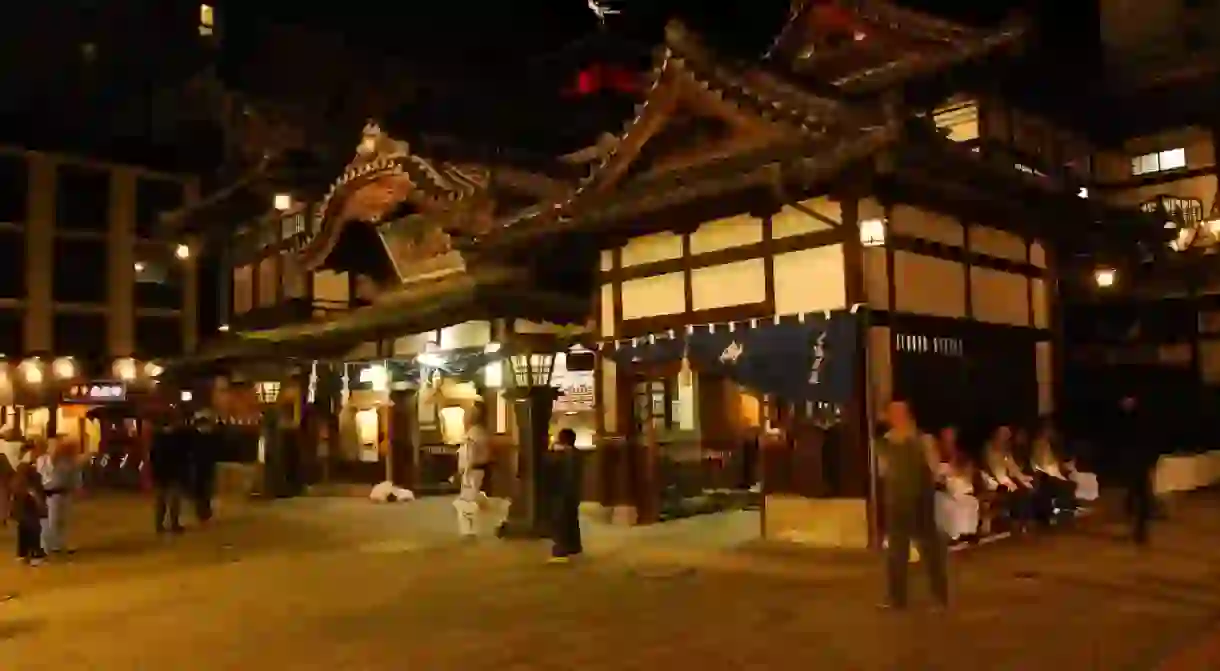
xmin=0 ymin=492 xmax=1218 ymax=670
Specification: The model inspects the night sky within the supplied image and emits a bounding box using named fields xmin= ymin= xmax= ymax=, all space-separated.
xmin=1 ymin=0 xmax=1101 ymax=169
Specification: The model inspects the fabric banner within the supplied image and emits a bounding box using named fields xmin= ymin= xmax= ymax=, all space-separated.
xmin=685 ymin=311 xmax=859 ymax=404
xmin=606 ymin=335 xmax=685 ymax=366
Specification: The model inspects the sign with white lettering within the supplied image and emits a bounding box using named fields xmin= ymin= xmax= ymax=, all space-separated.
xmin=554 ymin=371 xmax=595 ymax=413
xmin=62 ymin=381 xmax=128 ymax=404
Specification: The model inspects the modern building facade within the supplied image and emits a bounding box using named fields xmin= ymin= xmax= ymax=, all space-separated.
xmin=1061 ymin=0 xmax=1220 ymax=449
xmin=0 ymin=147 xmax=200 ymax=365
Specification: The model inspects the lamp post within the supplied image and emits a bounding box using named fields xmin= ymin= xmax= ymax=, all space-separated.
xmin=255 ymin=380 xmax=287 ymax=498
xmin=498 ymin=350 xmax=560 ymax=538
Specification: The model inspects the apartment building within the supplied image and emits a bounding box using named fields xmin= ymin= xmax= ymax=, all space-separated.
xmin=0 ymin=148 xmax=200 ymax=365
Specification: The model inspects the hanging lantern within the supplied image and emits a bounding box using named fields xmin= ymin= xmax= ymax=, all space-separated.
xmin=678 ymin=342 xmax=693 ymax=388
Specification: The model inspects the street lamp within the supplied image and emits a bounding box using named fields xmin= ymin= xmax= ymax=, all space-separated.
xmin=52 ymin=357 xmax=75 ymax=380
xmin=1094 ymin=267 xmax=1117 ymax=289
xmin=175 ymin=244 xmax=191 ymax=260
xmin=254 ymin=380 xmax=287 ymax=498
xmin=498 ymin=348 xmax=562 ymax=539
xmin=506 ymin=352 xmax=557 ymax=389
xmin=254 ymin=380 xmax=282 ymax=404
xmin=20 ymin=359 xmax=43 ymax=386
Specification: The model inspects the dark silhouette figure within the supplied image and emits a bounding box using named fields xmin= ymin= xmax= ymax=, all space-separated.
xmin=547 ymin=428 xmax=583 ymax=562
xmin=149 ymin=420 xmax=189 ymax=533
xmin=188 ymin=416 xmax=219 ymax=524
xmin=877 ymin=399 xmax=948 ymax=610
xmin=10 ymin=462 xmax=47 ymax=564
xmin=1117 ymin=396 xmax=1157 ymax=545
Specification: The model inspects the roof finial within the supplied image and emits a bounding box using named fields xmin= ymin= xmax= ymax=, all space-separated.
xmin=587 ymin=0 xmax=620 ymax=26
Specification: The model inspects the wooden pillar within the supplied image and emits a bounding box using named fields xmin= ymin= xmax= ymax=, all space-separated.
xmin=839 ymin=195 xmax=871 ymax=501
xmin=387 ymin=388 xmax=417 ymax=487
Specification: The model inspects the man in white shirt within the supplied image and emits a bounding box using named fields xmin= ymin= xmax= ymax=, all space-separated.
xmin=36 ymin=439 xmax=81 ymax=554
xmin=454 ymin=403 xmax=494 ymax=537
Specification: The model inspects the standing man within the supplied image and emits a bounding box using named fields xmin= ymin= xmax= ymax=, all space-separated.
xmin=546 ymin=428 xmax=583 ymax=563
xmin=149 ymin=417 xmax=187 ymax=534
xmin=876 ymin=398 xmax=949 ymax=610
xmin=1117 ymin=395 xmax=1157 ymax=545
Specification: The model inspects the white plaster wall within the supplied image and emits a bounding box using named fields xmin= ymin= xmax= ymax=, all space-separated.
xmin=313 ymin=269 xmax=349 ymax=304
xmin=392 ymin=332 xmax=432 ymax=357
xmin=970 ymin=267 xmax=1030 ymax=326
xmin=439 ymin=321 xmax=491 ymax=349
xmin=689 ymin=214 xmax=761 ymax=255
xmin=772 ymin=245 xmax=846 ymax=314
xmin=890 ymin=205 xmax=964 ymax=247
xmin=893 ymin=251 xmax=966 ymax=318
xmin=969 ymin=226 xmax=1027 ymax=262
xmin=621 ymin=272 xmax=685 ymax=320
xmin=620 ymin=231 xmax=683 ymax=267
xmin=772 ymin=197 xmax=839 ymax=238
xmin=691 ymin=259 xmax=766 ymax=311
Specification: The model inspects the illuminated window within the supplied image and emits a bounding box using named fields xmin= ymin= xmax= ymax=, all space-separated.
xmin=932 ymin=102 xmax=979 ymax=143
xmin=1131 ymin=148 xmax=1186 ymax=175
xmin=199 ymin=4 xmax=214 ymax=36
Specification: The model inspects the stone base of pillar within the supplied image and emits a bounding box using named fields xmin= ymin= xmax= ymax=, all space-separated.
xmin=762 ymin=495 xmax=869 ymax=548
xmin=610 ymin=505 xmax=639 ymax=526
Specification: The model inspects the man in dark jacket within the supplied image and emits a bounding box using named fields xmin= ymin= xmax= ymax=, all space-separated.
xmin=188 ymin=414 xmax=219 ymax=525
xmin=1117 ymin=395 xmax=1158 ymax=545
xmin=546 ymin=428 xmax=583 ymax=563
xmin=149 ymin=418 xmax=188 ymax=534
xmin=877 ymin=399 xmax=948 ymax=610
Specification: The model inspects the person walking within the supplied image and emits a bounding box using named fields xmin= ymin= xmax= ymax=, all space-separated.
xmin=188 ymin=413 xmax=219 ymax=525
xmin=149 ymin=418 xmax=188 ymax=534
xmin=877 ymin=398 xmax=949 ymax=610
xmin=36 ymin=438 xmax=82 ymax=555
xmin=10 ymin=462 xmax=47 ymax=566
xmin=453 ymin=403 xmax=492 ymax=538
xmin=546 ymin=428 xmax=584 ymax=563
xmin=1117 ymin=395 xmax=1157 ymax=545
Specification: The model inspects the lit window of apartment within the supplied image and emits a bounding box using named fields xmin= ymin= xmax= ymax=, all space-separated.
xmin=199 ymin=4 xmax=215 ymax=37
xmin=1131 ymin=148 xmax=1186 ymax=176
xmin=932 ymin=101 xmax=979 ymax=143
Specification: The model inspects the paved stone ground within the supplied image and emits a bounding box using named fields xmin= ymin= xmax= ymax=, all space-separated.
xmin=0 ymin=492 xmax=1218 ymax=670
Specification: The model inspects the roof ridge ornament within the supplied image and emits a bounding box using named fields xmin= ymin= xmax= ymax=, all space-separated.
xmin=356 ymin=120 xmax=410 ymax=163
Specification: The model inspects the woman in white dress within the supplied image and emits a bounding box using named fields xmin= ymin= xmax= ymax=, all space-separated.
xmin=1031 ymin=422 xmax=1077 ymax=519
xmin=933 ymin=427 xmax=980 ymax=542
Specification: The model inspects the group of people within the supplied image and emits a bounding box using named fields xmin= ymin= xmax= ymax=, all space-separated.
xmin=149 ymin=413 xmax=220 ymax=534
xmin=453 ymin=403 xmax=584 ymax=562
xmin=3 ymin=411 xmax=222 ymax=567
xmin=5 ymin=438 xmax=84 ymax=566
xmin=931 ymin=420 xmax=1098 ymax=544
xmin=877 ymin=395 xmax=1157 ymax=611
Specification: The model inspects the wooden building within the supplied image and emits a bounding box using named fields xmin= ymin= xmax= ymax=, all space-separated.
xmin=184 ymin=1 xmax=1160 ymax=544
xmin=464 ymin=7 xmax=1155 ymax=544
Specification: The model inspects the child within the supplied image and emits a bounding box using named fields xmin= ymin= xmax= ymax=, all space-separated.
xmin=11 ymin=462 xmax=47 ymax=565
